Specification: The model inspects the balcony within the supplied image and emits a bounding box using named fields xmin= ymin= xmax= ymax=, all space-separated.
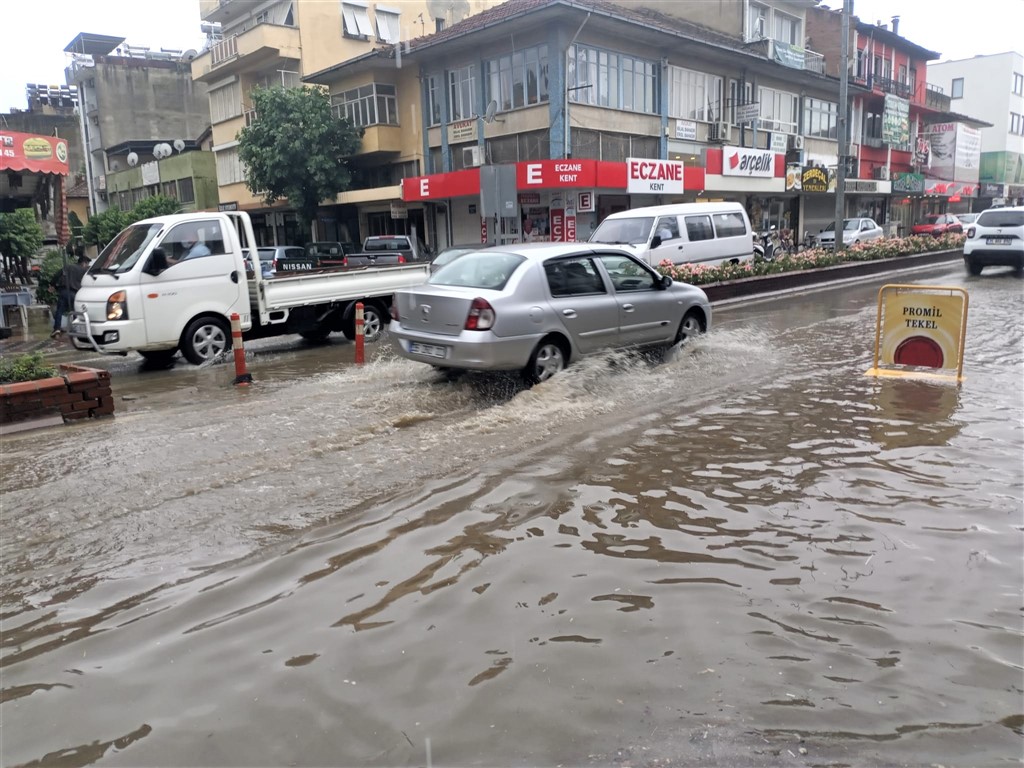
xmin=355 ymin=125 xmax=403 ymax=157
xmin=746 ymin=38 xmax=827 ymax=75
xmin=192 ymin=23 xmax=300 ymax=82
xmin=200 ymin=0 xmax=259 ymax=24
xmin=925 ymin=83 xmax=951 ymax=112
xmin=873 ymin=76 xmax=913 ymax=100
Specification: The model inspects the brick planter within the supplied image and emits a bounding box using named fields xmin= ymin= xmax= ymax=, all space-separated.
xmin=0 ymin=364 xmax=114 ymax=432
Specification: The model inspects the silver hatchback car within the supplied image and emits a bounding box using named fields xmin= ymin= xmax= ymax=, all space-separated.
xmin=389 ymin=243 xmax=711 ymax=382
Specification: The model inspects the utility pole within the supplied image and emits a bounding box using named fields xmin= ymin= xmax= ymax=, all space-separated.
xmin=834 ymin=0 xmax=852 ymax=250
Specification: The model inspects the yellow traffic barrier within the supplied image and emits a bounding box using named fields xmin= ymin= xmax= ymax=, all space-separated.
xmin=866 ymin=284 xmax=968 ymax=382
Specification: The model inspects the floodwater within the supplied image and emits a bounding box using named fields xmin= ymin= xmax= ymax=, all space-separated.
xmin=2 ymin=263 xmax=1022 ymax=767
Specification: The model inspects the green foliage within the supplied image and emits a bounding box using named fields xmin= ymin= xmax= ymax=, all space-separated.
xmin=127 ymin=195 xmax=181 ymax=223
xmin=83 ymin=208 xmax=131 ymax=250
xmin=657 ymin=234 xmax=968 ymax=286
xmin=0 ymin=352 xmax=58 ymax=384
xmin=0 ymin=208 xmax=45 ymax=261
xmin=68 ymin=210 xmax=85 ymax=252
xmin=238 ymin=86 xmax=363 ymax=236
xmin=36 ymin=249 xmax=69 ymax=306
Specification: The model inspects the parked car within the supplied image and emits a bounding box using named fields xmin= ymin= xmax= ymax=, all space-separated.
xmin=257 ymin=246 xmax=304 ymax=276
xmin=818 ymin=218 xmax=884 ymax=248
xmin=956 ymin=213 xmax=981 ymax=226
xmin=389 ymin=243 xmax=711 ymax=384
xmin=430 ymin=244 xmax=484 ymax=273
xmin=911 ymin=214 xmax=963 ymax=237
xmin=962 ymin=206 xmax=1024 ymax=275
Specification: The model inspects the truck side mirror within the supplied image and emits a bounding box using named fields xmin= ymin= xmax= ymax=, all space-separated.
xmin=144 ymin=247 xmax=168 ymax=276
xmin=650 ymin=235 xmax=662 ymax=249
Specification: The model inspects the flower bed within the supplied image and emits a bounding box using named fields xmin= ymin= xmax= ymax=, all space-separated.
xmin=0 ymin=364 xmax=114 ymax=433
xmin=656 ymin=234 xmax=966 ymax=286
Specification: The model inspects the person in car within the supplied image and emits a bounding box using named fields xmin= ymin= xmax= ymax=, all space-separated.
xmin=169 ymin=226 xmax=211 ymax=264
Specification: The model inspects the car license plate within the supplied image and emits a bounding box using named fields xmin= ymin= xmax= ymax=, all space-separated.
xmin=410 ymin=341 xmax=447 ymax=359
xmin=70 ymin=322 xmax=85 ymax=335
xmin=986 ymin=237 xmax=1011 ymax=245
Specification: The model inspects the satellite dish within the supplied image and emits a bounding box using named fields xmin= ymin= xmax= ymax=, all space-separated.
xmin=173 ymin=139 xmax=186 ymax=153
xmin=483 ymin=100 xmax=498 ymax=123
xmin=110 ymin=160 xmax=121 ymax=171
xmin=126 ymin=152 xmax=138 ymax=167
xmin=182 ymin=49 xmax=198 ymax=61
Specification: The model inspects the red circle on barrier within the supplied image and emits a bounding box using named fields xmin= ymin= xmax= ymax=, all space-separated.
xmin=894 ymin=335 xmax=944 ymax=368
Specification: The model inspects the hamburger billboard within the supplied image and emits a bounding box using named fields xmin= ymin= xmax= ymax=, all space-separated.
xmin=0 ymin=130 xmax=70 ymax=176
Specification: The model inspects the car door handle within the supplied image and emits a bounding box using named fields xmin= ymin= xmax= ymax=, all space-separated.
xmin=230 ymin=271 xmax=239 ymax=283
xmin=562 ymin=309 xmax=577 ymax=318
xmin=622 ymin=303 xmax=635 ymax=312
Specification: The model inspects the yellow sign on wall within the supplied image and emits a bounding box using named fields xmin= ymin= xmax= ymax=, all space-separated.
xmin=866 ymin=284 xmax=969 ymax=382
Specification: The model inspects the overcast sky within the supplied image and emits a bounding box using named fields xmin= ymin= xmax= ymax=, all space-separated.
xmin=1 ymin=0 xmax=1022 ymax=113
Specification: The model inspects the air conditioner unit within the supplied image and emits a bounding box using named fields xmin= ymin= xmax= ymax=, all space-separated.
xmin=874 ymin=165 xmax=890 ymax=180
xmin=708 ymin=122 xmax=730 ymax=143
xmin=788 ymin=135 xmax=805 ymax=150
xmin=462 ymin=145 xmax=483 ymax=168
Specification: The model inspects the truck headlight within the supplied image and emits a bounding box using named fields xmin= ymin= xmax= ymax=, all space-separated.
xmin=106 ymin=290 xmax=128 ymax=320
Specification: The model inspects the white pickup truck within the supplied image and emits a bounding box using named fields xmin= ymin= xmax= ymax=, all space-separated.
xmin=69 ymin=211 xmax=429 ymax=365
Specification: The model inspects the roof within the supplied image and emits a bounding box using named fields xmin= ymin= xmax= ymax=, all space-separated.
xmin=854 ymin=19 xmax=940 ymax=61
xmin=67 ymin=178 xmax=90 ymax=198
xmin=64 ymin=32 xmax=125 ymax=56
xmin=923 ymin=111 xmax=994 ymax=129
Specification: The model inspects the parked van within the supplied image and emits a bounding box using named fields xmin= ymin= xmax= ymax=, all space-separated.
xmin=589 ymin=202 xmax=754 ymax=267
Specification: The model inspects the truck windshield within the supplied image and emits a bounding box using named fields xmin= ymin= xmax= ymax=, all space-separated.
xmin=92 ymin=223 xmax=163 ymax=274
xmin=590 ymin=217 xmax=655 ymax=245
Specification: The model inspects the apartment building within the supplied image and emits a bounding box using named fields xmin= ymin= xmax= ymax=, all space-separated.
xmin=928 ymin=51 xmax=1024 ymax=208
xmin=191 ymin=0 xmax=503 ymax=246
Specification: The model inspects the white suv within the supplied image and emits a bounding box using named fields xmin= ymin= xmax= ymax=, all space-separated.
xmin=963 ymin=206 xmax=1024 ymax=275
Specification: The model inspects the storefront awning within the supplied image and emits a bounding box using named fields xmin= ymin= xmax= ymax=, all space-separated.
xmin=0 ymin=131 xmax=71 ymax=176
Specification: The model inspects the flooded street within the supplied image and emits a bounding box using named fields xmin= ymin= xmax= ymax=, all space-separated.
xmin=2 ymin=262 xmax=1022 ymax=767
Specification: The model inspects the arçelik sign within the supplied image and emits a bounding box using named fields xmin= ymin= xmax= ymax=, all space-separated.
xmin=866 ymin=284 xmax=969 ymax=382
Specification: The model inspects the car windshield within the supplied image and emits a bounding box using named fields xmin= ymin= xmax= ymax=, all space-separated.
xmin=590 ymin=217 xmax=655 ymax=245
xmin=92 ymin=223 xmax=163 ymax=274
xmin=921 ymin=215 xmax=942 ymax=224
xmin=429 ymin=251 xmax=525 ymax=290
xmin=977 ymin=210 xmax=1024 ymax=227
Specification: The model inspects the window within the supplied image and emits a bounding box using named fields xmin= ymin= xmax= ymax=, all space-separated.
xmin=684 ymin=215 xmax=714 ymax=242
xmin=1014 ymin=72 xmax=1023 ymax=95
xmin=668 ymin=66 xmax=724 ymax=122
xmin=448 ymin=64 xmax=476 ymax=121
xmin=484 ymin=44 xmax=549 ymax=112
xmin=341 ymin=1 xmax=373 ymax=38
xmin=177 ymin=177 xmax=195 ymax=204
xmin=162 ymin=181 xmax=178 ymax=200
xmin=758 ymin=86 xmax=799 ymax=133
xmin=803 ymin=97 xmax=838 ymax=139
xmin=654 ymin=216 xmax=680 ymax=241
xmin=216 ymin=147 xmax=245 ymax=185
xmin=209 ymin=81 xmax=241 ymax=124
xmin=749 ymin=3 xmax=768 ymax=39
xmin=597 ymin=254 xmax=655 ymax=292
xmin=331 ymin=83 xmax=398 ymax=127
xmin=773 ymin=11 xmax=799 ymax=45
xmin=569 ymin=44 xmax=658 ymax=114
xmin=163 ymin=220 xmax=226 ymax=261
xmin=1011 ymin=113 xmax=1023 ymax=136
xmin=545 ymin=257 xmax=605 ymax=297
xmin=899 ymin=64 xmax=907 ymax=84
xmin=863 ymin=109 xmax=883 ymax=140
xmin=426 ymin=74 xmax=442 ymax=126
xmin=855 ymin=50 xmax=867 ymax=79
xmin=713 ymin=212 xmax=747 ymax=238
xmin=435 ymin=18 xmax=445 ymax=33
xmin=910 ymin=69 xmax=917 ymax=97
xmin=728 ymin=79 xmax=753 ymax=125
xmin=951 ymin=77 xmax=964 ymax=99
xmin=374 ymin=8 xmax=400 ymax=43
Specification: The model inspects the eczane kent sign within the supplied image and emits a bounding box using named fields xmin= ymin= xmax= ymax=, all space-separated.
xmin=626 ymin=158 xmax=685 ymax=194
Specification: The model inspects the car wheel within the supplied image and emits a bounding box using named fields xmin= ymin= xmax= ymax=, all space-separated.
xmin=361 ymin=304 xmax=387 ymax=343
xmin=965 ymin=258 xmax=983 ymax=276
xmin=524 ymin=338 xmax=567 ymax=384
xmin=674 ymin=310 xmax=705 ymax=344
xmin=139 ymin=349 xmax=177 ymax=366
xmin=181 ymin=316 xmax=230 ymax=365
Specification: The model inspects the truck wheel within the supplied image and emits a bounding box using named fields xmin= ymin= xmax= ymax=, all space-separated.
xmin=300 ymin=327 xmax=332 ymax=342
xmin=361 ymin=304 xmax=387 ymax=343
xmin=139 ymin=349 xmax=177 ymax=367
xmin=181 ymin=316 xmax=230 ymax=364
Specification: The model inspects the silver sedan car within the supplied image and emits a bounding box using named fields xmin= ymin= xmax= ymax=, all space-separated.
xmin=389 ymin=243 xmax=711 ymax=383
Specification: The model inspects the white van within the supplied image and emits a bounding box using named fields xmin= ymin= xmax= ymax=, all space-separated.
xmin=589 ymin=202 xmax=754 ymax=267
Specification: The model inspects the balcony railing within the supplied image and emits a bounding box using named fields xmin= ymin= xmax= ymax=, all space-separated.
xmin=211 ymin=35 xmax=238 ymax=66
xmin=925 ymin=83 xmax=951 ymax=112
xmin=873 ymin=76 xmax=912 ymax=99
xmin=747 ymin=39 xmax=827 ymax=75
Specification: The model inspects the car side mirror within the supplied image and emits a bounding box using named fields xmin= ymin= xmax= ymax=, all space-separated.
xmin=659 ymin=274 xmax=673 ymax=289
xmin=650 ymin=235 xmax=663 ymax=249
xmin=144 ymin=247 xmax=168 ymax=276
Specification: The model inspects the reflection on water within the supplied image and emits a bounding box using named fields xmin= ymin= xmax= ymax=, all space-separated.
xmin=2 ymin=266 xmax=1022 ymax=767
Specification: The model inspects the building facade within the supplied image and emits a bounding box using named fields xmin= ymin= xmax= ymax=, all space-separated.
xmin=64 ymin=33 xmax=212 ymax=216
xmin=928 ymin=51 xmax=1024 ymax=208
xmin=104 ymin=149 xmax=220 ymax=213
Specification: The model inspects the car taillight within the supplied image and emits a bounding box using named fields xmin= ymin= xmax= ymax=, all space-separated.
xmin=389 ymin=304 xmax=400 ymax=322
xmin=342 ymin=256 xmax=348 ymax=267
xmin=464 ymin=298 xmax=495 ymax=331
xmin=967 ymin=226 xmax=976 ymax=238
xmin=398 ymin=254 xmax=406 ymax=263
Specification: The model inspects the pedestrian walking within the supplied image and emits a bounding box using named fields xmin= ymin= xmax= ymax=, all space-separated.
xmin=52 ymin=254 xmax=90 ymax=338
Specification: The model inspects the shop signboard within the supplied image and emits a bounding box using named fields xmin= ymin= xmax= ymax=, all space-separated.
xmin=979 ymin=182 xmax=1004 ymax=197
xmin=954 ymin=125 xmax=981 ymax=175
xmin=735 ymin=102 xmax=760 ymax=124
xmin=566 ymin=216 xmax=577 ymax=241
xmin=518 ymin=192 xmax=540 ymax=205
xmin=770 ymin=133 xmax=788 ymax=153
xmin=785 ymin=163 xmax=801 ymax=191
xmin=626 ymin=157 xmax=685 ymax=194
xmin=551 ymin=209 xmax=565 ymax=242
xmin=577 ymin=191 xmax=595 ymax=212
xmin=722 ymin=146 xmax=775 ymax=177
xmin=772 ymin=41 xmax=806 ymax=70
xmin=922 ymin=123 xmax=957 ymax=181
xmin=218 ymin=201 xmax=238 ymax=211
xmin=141 ymin=161 xmax=160 ymax=186
xmin=517 ymin=159 xmax=596 ymax=188
xmin=450 ymin=119 xmax=476 ymax=143
xmin=0 ymin=130 xmax=70 ymax=175
xmin=801 ymin=165 xmax=830 ymax=193
xmin=402 ymin=168 xmax=480 ymax=201
xmin=674 ymin=119 xmax=697 ymax=140
xmin=923 ymin=179 xmax=979 ymax=197
xmin=390 ymin=201 xmax=408 ymax=219
xmin=882 ymin=95 xmax=910 ymax=147
xmin=892 ymin=172 xmax=925 ymax=194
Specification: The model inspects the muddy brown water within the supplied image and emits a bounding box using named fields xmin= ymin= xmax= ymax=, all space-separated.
xmin=2 ymin=263 xmax=1022 ymax=767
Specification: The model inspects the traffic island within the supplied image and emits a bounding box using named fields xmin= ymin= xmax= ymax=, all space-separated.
xmin=0 ymin=364 xmax=114 ymax=435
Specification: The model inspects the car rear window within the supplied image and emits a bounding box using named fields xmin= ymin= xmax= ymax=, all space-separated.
xmin=429 ymin=252 xmax=525 ymax=289
xmin=365 ymin=238 xmax=412 ymax=251
xmin=977 ymin=210 xmax=1024 ymax=227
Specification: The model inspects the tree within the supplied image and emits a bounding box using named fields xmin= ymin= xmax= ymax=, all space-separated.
xmin=238 ymin=86 xmax=363 ymax=237
xmin=83 ymin=208 xmax=130 ymax=250
xmin=127 ymin=195 xmax=180 ymax=223
xmin=0 ymin=208 xmax=44 ymax=285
